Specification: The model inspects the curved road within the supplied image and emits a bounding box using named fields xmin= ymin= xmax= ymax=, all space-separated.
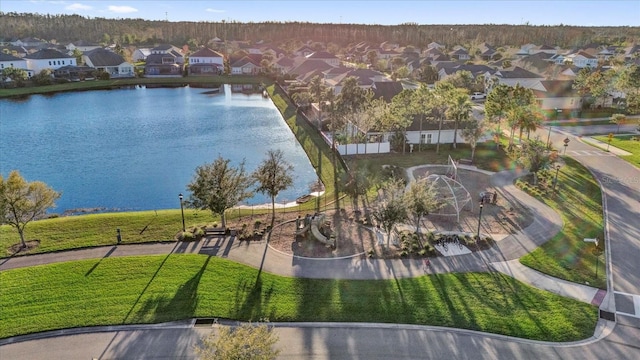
xmin=1 ymin=128 xmax=640 ymax=359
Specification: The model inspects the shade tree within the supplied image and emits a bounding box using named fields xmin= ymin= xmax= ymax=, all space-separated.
xmin=253 ymin=149 xmax=294 ymax=224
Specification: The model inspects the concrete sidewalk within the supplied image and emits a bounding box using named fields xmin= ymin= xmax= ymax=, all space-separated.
xmin=0 ymin=169 xmax=601 ymax=306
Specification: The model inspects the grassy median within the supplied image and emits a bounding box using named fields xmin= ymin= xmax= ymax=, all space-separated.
xmin=593 ymin=134 xmax=640 ymax=167
xmin=0 ymin=254 xmax=597 ymax=341
xmin=519 ymin=157 xmax=605 ymax=288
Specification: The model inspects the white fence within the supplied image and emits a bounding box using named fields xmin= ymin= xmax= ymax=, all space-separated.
xmin=336 ymin=142 xmax=390 ymax=155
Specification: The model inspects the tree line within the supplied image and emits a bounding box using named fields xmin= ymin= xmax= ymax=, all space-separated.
xmin=1 ymin=12 xmax=639 ymax=49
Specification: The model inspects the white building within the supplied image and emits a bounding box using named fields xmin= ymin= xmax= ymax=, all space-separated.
xmin=24 ymin=49 xmax=76 ymax=73
xmin=0 ymin=53 xmax=34 ymax=78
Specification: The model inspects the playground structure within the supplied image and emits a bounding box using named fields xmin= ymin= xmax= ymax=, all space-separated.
xmin=296 ymin=213 xmax=336 ymax=248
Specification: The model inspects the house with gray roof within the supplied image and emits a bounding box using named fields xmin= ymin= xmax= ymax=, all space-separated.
xmin=145 ymin=44 xmax=184 ymax=77
xmin=188 ymin=47 xmax=223 ymax=75
xmin=66 ymin=41 xmax=102 ymax=53
xmin=24 ymin=49 xmax=76 ymax=72
xmin=82 ymin=48 xmax=133 ymax=77
xmin=531 ymin=80 xmax=582 ymax=111
xmin=305 ymin=51 xmax=340 ymax=66
xmin=230 ymin=56 xmax=261 ymax=75
xmin=0 ymin=53 xmax=33 ymax=79
xmin=491 ymin=66 xmax=544 ymax=89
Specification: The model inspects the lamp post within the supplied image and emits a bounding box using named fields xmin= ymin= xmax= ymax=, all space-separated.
xmin=178 ymin=193 xmax=185 ymax=232
xmin=553 ymin=163 xmax=562 ymax=192
xmin=563 ymin=137 xmax=570 ymax=155
xmin=476 ymin=198 xmax=484 ymax=243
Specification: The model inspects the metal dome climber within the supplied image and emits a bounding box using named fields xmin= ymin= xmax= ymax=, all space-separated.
xmin=418 ymin=173 xmax=472 ymax=223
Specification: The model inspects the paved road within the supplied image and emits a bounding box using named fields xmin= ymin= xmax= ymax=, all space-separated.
xmin=544 ymin=127 xmax=640 ymax=322
xmin=552 ymin=124 xmax=638 ymax=137
xmin=1 ymin=319 xmax=638 ymax=359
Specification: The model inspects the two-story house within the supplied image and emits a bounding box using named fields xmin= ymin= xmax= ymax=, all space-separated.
xmin=0 ymin=53 xmax=34 ymax=79
xmin=24 ymin=49 xmax=76 ymax=73
xmin=188 ymin=47 xmax=224 ymax=75
xmin=144 ymin=44 xmax=184 ymax=77
xmin=564 ymin=51 xmax=598 ymax=68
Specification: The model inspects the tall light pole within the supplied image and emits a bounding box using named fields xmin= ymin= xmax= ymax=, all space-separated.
xmin=476 ymin=198 xmax=484 ymax=243
xmin=179 ymin=193 xmax=185 ymax=232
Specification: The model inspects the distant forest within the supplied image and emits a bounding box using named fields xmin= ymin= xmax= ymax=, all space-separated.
xmin=1 ymin=12 xmax=639 ymax=49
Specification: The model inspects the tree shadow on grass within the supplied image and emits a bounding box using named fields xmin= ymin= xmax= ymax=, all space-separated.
xmin=124 ymin=254 xmax=210 ymax=324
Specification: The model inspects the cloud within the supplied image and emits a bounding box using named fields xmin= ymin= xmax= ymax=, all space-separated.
xmin=205 ymin=8 xmax=226 ymax=13
xmin=66 ymin=3 xmax=92 ymax=11
xmin=107 ymin=5 xmax=138 ymax=14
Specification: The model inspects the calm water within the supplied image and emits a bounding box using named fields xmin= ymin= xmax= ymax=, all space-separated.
xmin=0 ymin=85 xmax=318 ymax=213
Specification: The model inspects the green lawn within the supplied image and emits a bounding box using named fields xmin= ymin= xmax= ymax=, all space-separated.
xmin=0 ymin=254 xmax=598 ymax=341
xmin=593 ymin=134 xmax=640 ymax=167
xmin=519 ymin=157 xmax=605 ymax=288
xmin=0 ymin=209 xmax=217 ymax=257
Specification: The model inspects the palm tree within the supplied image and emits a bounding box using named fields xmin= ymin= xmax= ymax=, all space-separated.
xmin=445 ymin=88 xmax=473 ymax=149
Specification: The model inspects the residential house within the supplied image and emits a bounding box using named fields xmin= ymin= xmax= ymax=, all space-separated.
xmin=438 ymin=64 xmax=495 ymax=82
xmin=287 ymin=59 xmax=336 ymax=82
xmin=371 ymin=81 xmax=404 ymax=102
xmin=294 ymin=45 xmax=315 ymax=57
xmin=423 ymin=47 xmax=445 ymax=60
xmin=305 ymin=51 xmax=340 ymax=66
xmin=11 ymin=37 xmax=46 ymax=47
xmin=478 ymin=43 xmax=499 ymax=61
xmin=230 ymin=56 xmax=261 ymax=75
xmin=516 ymin=43 xmax=537 ymax=57
xmin=564 ymin=51 xmax=598 ymax=68
xmin=53 ymin=65 xmax=95 ymax=81
xmin=144 ymin=44 xmax=184 ymax=77
xmin=272 ymin=57 xmax=295 ymax=75
xmin=597 ymin=46 xmax=616 ymax=61
xmin=450 ymin=48 xmax=470 ymax=61
xmin=188 ymin=47 xmax=224 ymax=75
xmin=427 ymin=42 xmax=445 ymax=50
xmin=0 ymin=53 xmax=33 ymax=78
xmin=1 ymin=45 xmax=28 ymax=58
xmin=82 ymin=48 xmax=134 ymax=77
xmin=261 ymin=45 xmax=287 ymax=59
xmin=531 ymin=80 xmax=582 ymax=111
xmin=535 ymin=45 xmax=558 ymax=55
xmin=24 ymin=49 xmax=76 ymax=73
xmin=376 ymin=48 xmax=400 ymax=61
xmin=491 ymin=66 xmax=544 ymax=89
xmin=132 ymin=48 xmax=151 ymax=62
xmin=325 ymin=68 xmax=388 ymax=94
xmin=66 ymin=41 xmax=101 ymax=53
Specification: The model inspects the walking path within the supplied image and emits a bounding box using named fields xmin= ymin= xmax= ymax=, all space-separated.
xmin=0 ymin=169 xmax=603 ymax=307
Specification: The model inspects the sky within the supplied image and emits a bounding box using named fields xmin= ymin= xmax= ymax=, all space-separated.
xmin=1 ymin=0 xmax=639 ymax=26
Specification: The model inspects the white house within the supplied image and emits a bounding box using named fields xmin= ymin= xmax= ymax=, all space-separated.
xmin=132 ymin=48 xmax=151 ymax=62
xmin=305 ymin=51 xmax=340 ymax=66
xmin=0 ymin=53 xmax=34 ymax=78
xmin=188 ymin=47 xmax=224 ymax=75
xmin=230 ymin=57 xmax=261 ymax=75
xmin=24 ymin=49 xmax=76 ymax=73
xmin=564 ymin=51 xmax=598 ymax=68
xmin=532 ymin=80 xmax=582 ymax=111
xmin=427 ymin=42 xmax=445 ymax=50
xmin=82 ymin=48 xmax=133 ymax=77
xmin=491 ymin=66 xmax=544 ymax=90
xmin=66 ymin=41 xmax=101 ymax=53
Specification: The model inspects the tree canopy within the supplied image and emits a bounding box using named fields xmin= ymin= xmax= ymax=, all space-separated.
xmin=0 ymin=170 xmax=60 ymax=248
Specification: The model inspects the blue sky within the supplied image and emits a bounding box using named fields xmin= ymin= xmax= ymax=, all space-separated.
xmin=1 ymin=1 xmax=638 ymax=26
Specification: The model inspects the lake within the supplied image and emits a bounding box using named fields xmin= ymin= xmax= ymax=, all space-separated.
xmin=0 ymin=85 xmax=318 ymax=213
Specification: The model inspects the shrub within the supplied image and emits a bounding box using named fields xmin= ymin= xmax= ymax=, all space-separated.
xmin=182 ymin=231 xmax=195 ymax=241
xmin=194 ymin=228 xmax=205 ymax=239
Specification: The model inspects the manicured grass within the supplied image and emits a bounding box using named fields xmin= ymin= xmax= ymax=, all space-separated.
xmin=593 ymin=134 xmax=640 ymax=167
xmin=519 ymin=157 xmax=606 ymax=288
xmin=0 ymin=209 xmax=216 ymax=257
xmin=0 ymin=254 xmax=598 ymax=341
xmin=267 ymin=84 xmax=340 ymax=200
xmin=546 ymin=120 xmax=612 ymax=127
xmin=0 ymin=76 xmax=268 ymax=98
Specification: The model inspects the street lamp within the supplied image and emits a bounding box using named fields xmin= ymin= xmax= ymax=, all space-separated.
xmin=553 ymin=162 xmax=563 ymax=192
xmin=476 ymin=198 xmax=484 ymax=243
xmin=563 ymin=137 xmax=570 ymax=155
xmin=179 ymin=193 xmax=185 ymax=232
